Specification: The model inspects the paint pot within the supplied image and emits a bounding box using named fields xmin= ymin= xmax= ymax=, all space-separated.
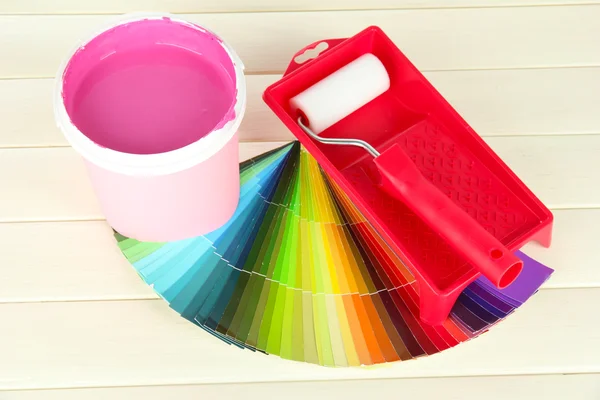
xmin=54 ymin=13 xmax=246 ymax=241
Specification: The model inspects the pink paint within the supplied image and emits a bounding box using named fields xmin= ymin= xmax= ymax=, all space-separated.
xmin=62 ymin=18 xmax=237 ymax=155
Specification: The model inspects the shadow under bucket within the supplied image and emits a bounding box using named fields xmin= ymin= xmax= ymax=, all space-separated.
xmin=55 ymin=14 xmax=246 ymax=241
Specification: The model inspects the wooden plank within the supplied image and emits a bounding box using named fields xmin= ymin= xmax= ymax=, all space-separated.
xmin=485 ymin=135 xmax=600 ymax=209
xmin=1 ymin=6 xmax=600 ymax=78
xmin=0 ymin=221 xmax=157 ymax=302
xmin=0 ymin=78 xmax=60 ymax=148
xmin=0 ymin=135 xmax=596 ymax=223
xmin=0 ymin=207 xmax=594 ymax=304
xmin=5 ymin=67 xmax=600 ymax=148
xmin=4 ymin=374 xmax=599 ymax=399
xmin=522 ymin=208 xmax=600 ymax=288
xmin=0 ymin=142 xmax=287 ymax=223
xmin=0 ymin=288 xmax=597 ymax=390
xmin=432 ymin=67 xmax=600 ymax=137
xmin=2 ymin=0 xmax=599 ymax=15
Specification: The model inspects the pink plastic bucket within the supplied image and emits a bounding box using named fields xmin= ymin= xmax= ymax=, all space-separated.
xmin=54 ymin=14 xmax=246 ymax=242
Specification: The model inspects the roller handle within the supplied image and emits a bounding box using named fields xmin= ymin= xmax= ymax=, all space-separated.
xmin=373 ymin=144 xmax=523 ymax=289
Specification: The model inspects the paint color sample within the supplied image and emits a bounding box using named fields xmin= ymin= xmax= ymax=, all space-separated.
xmin=62 ymin=18 xmax=237 ymax=155
xmin=115 ymin=142 xmax=554 ymax=367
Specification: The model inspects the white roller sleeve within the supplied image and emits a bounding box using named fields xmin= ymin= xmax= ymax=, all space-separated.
xmin=290 ymin=53 xmax=390 ymax=134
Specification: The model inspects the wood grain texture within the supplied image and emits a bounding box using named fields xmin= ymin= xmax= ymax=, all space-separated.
xmin=4 ymin=374 xmax=599 ymax=399
xmin=2 ymin=0 xmax=599 ymax=14
xmin=0 ymin=288 xmax=597 ymax=390
xmin=522 ymin=208 xmax=600 ymax=288
xmin=0 ymin=221 xmax=157 ymax=303
xmin=0 ymin=142 xmax=287 ymax=222
xmin=1 ymin=5 xmax=600 ymax=78
xmin=5 ymin=67 xmax=600 ymax=148
xmin=0 ymin=207 xmax=593 ymax=304
xmin=0 ymin=136 xmax=596 ymax=223
xmin=486 ymin=135 xmax=600 ymax=209
xmin=0 ymin=1 xmax=595 ymax=395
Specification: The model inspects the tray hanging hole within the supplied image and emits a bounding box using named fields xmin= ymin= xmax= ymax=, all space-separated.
xmin=294 ymin=42 xmax=329 ymax=65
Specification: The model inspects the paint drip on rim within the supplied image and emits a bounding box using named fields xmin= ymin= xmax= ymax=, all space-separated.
xmin=61 ymin=17 xmax=238 ymax=155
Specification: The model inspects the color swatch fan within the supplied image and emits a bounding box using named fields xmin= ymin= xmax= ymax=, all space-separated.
xmin=115 ymin=142 xmax=553 ymax=367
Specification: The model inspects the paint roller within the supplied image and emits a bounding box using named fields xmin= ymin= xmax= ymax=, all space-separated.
xmin=290 ymin=53 xmax=523 ymax=290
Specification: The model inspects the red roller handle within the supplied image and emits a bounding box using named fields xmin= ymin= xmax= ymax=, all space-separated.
xmin=373 ymin=144 xmax=523 ymax=289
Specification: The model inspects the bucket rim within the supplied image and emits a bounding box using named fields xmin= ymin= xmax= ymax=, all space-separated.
xmin=54 ymin=12 xmax=246 ymax=177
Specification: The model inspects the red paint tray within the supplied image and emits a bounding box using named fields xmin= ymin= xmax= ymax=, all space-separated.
xmin=263 ymin=26 xmax=553 ymax=325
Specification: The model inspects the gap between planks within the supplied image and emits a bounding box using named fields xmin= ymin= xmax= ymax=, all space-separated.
xmin=1 ymin=373 xmax=598 ymax=397
xmin=2 ymin=0 xmax=600 ymax=15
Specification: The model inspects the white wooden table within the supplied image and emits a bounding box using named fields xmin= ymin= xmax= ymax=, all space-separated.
xmin=1 ymin=1 xmax=599 ymax=399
